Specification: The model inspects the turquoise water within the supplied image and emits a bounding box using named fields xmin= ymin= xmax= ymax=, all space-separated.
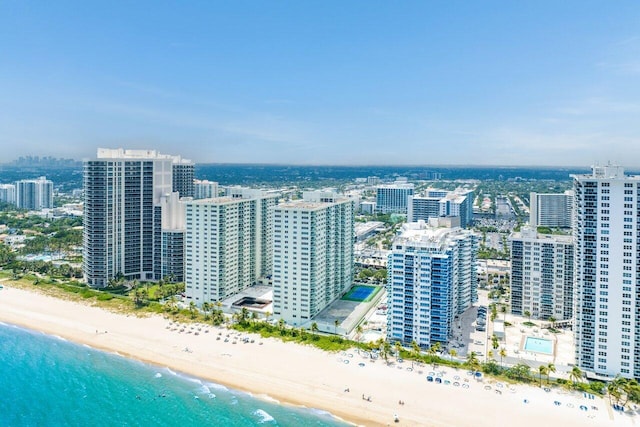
xmin=0 ymin=323 xmax=348 ymax=427
xmin=524 ymin=337 xmax=553 ymax=355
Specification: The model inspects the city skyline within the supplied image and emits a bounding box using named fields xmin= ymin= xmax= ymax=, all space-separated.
xmin=2 ymin=2 xmax=640 ymax=166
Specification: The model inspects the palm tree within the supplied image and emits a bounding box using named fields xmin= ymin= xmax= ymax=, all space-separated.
xmin=491 ymin=334 xmax=499 ymax=351
xmin=189 ymin=301 xmax=197 ymax=319
xmin=429 ymin=342 xmax=441 ymax=368
xmin=546 ymin=363 xmax=556 ymax=385
xmin=202 ymin=302 xmax=211 ymax=320
xmin=547 ymin=316 xmax=556 ymax=329
xmin=538 ymin=365 xmax=549 ymax=387
xmin=264 ymin=311 xmax=272 ymax=324
xmin=394 ymin=341 xmax=403 ymax=361
xmin=524 ymin=310 xmax=531 ymax=323
xmin=356 ymin=325 xmax=364 ymax=343
xmin=449 ymin=348 xmax=457 ymax=362
xmin=411 ymin=340 xmax=421 ymax=368
xmin=311 ymin=322 xmax=319 ymax=335
xmin=334 ymin=319 xmax=340 ymax=335
xmin=569 ymin=366 xmax=582 ymax=388
xmin=277 ymin=318 xmax=286 ymax=333
xmin=466 ymin=351 xmax=480 ymax=374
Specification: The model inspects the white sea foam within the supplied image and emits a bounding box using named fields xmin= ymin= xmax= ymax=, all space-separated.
xmin=254 ymin=409 xmax=275 ymax=424
xmin=164 ymin=367 xmax=178 ymax=376
xmin=154 ymin=373 xmax=162 ymax=378
xmin=205 ymin=382 xmax=228 ymax=392
xmin=256 ymin=394 xmax=280 ymax=404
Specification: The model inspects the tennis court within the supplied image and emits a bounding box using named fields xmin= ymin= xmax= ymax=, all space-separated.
xmin=342 ymin=285 xmax=381 ymax=302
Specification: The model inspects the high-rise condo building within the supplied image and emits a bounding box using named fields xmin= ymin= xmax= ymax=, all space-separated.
xmin=0 ymin=184 xmax=16 ymax=205
xmin=509 ymin=226 xmax=574 ymax=321
xmin=387 ymin=220 xmax=478 ymax=347
xmin=375 ymin=181 xmax=414 ymax=214
xmin=272 ymin=191 xmax=355 ymax=326
xmin=172 ymin=159 xmax=195 ymax=198
xmin=15 ymin=176 xmax=53 ymax=210
xmin=83 ymin=148 xmax=192 ymax=288
xmin=529 ymin=191 xmax=573 ymax=228
xmin=194 ymin=179 xmax=219 ymax=200
xmin=184 ymin=189 xmax=279 ymax=305
xmin=573 ymin=164 xmax=639 ymax=379
xmin=408 ymin=188 xmax=474 ymax=228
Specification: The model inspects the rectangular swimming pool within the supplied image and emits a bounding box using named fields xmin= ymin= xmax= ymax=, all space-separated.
xmin=524 ymin=337 xmax=553 ymax=355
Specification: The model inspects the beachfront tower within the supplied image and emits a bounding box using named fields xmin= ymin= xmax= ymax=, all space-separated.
xmin=573 ymin=164 xmax=640 ymax=379
xmin=387 ymin=220 xmax=478 ymax=348
xmin=272 ymin=191 xmax=355 ymax=327
xmin=83 ymin=148 xmax=192 ymax=288
xmin=184 ymin=189 xmax=279 ymax=304
xmin=509 ymin=226 xmax=574 ymax=321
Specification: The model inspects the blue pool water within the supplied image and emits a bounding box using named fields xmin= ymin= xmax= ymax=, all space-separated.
xmin=524 ymin=337 xmax=553 ymax=355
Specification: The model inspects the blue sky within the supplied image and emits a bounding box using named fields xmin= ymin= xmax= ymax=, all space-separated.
xmin=1 ymin=1 xmax=640 ymax=166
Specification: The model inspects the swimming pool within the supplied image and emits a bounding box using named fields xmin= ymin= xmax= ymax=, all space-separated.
xmin=524 ymin=337 xmax=553 ymax=355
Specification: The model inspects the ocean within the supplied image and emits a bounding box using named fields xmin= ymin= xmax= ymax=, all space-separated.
xmin=0 ymin=323 xmax=349 ymax=427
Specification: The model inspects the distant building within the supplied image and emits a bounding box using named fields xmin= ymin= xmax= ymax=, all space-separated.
xmin=509 ymin=226 xmax=574 ymax=321
xmin=529 ymin=191 xmax=573 ymax=228
xmin=359 ymin=200 xmax=376 ymax=214
xmin=572 ymin=165 xmax=640 ymax=379
xmin=272 ymin=191 xmax=355 ymax=326
xmin=83 ymin=148 xmax=192 ymax=288
xmin=194 ymin=179 xmax=219 ymax=199
xmin=408 ymin=188 xmax=474 ymax=228
xmin=0 ymin=184 xmax=16 ymax=205
xmin=172 ymin=158 xmax=195 ymax=198
xmin=184 ymin=190 xmax=279 ymax=304
xmin=387 ymin=220 xmax=478 ymax=348
xmin=375 ymin=181 xmax=414 ymax=214
xmin=367 ymin=176 xmax=380 ymax=185
xmin=15 ymin=176 xmax=53 ymax=210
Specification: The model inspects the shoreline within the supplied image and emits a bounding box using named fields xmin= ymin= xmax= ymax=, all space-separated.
xmin=0 ymin=283 xmax=633 ymax=427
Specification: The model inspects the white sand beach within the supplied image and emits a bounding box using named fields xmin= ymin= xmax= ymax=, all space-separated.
xmin=0 ymin=284 xmax=634 ymax=427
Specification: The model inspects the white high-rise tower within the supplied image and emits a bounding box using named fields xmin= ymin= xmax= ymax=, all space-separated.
xmin=573 ymin=164 xmax=640 ymax=379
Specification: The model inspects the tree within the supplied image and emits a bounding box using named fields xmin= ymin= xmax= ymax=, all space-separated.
xmin=466 ymin=351 xmax=480 ymax=374
xmin=189 ymin=301 xmax=197 ymax=319
xmin=491 ymin=334 xmax=499 ymax=351
xmin=538 ymin=365 xmax=549 ymax=387
xmin=546 ymin=363 xmax=556 ymax=385
xmin=498 ymin=347 xmax=507 ymax=368
xmin=569 ymin=366 xmax=582 ymax=388
xmin=334 ymin=319 xmax=340 ymax=335
xmin=311 ymin=322 xmax=319 ymax=335
xmin=202 ymin=302 xmax=211 ymax=320
xmin=394 ymin=341 xmax=403 ymax=361
xmin=278 ymin=318 xmax=286 ymax=333
xmin=548 ymin=316 xmax=556 ymax=329
xmin=356 ymin=325 xmax=364 ymax=343
xmin=411 ymin=340 xmax=421 ymax=368
xmin=449 ymin=348 xmax=457 ymax=362
xmin=524 ymin=310 xmax=531 ymax=323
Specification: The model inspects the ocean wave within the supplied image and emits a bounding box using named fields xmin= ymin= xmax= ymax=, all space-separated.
xmin=154 ymin=373 xmax=162 ymax=378
xmin=254 ymin=409 xmax=275 ymax=424
xmin=256 ymin=394 xmax=280 ymax=404
xmin=52 ymin=335 xmax=68 ymax=342
xmin=205 ymin=382 xmax=228 ymax=392
xmin=164 ymin=367 xmax=178 ymax=376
